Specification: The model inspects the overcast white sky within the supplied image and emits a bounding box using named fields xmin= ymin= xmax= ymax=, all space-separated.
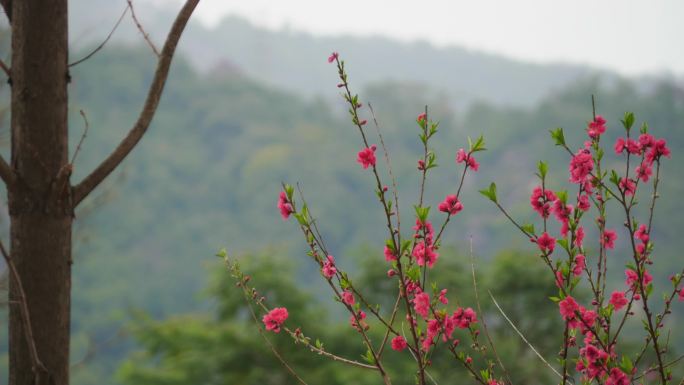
xmin=171 ymin=0 xmax=684 ymax=76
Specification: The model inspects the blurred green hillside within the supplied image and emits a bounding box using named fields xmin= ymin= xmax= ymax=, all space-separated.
xmin=0 ymin=36 xmax=682 ymax=384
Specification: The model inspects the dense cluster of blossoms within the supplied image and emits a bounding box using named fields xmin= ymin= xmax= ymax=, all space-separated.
xmin=233 ymin=52 xmax=684 ymax=385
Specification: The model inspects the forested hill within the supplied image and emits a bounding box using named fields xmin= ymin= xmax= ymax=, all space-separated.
xmin=66 ymin=0 xmax=623 ymax=108
xmin=0 ymin=41 xmax=682 ymax=384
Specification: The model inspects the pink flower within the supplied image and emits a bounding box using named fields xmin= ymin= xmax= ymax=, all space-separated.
xmin=634 ymin=224 xmax=649 ymax=243
xmin=322 ymin=255 xmax=337 ymax=279
xmin=626 ymin=139 xmax=642 ymax=155
xmin=277 ymin=191 xmax=293 ymax=219
xmin=530 ymin=186 xmax=555 ymax=218
xmin=679 ymin=288 xmax=684 ymax=302
xmin=342 ymin=290 xmax=355 ymax=305
xmin=569 ymin=149 xmax=594 ymax=184
xmin=635 ymin=162 xmax=653 ymax=182
xmin=452 ymin=307 xmax=477 ymax=329
xmin=614 ymin=137 xmax=626 ymax=154
xmin=647 ymin=138 xmax=671 ymax=162
xmin=625 ymin=269 xmax=653 ymax=290
xmin=327 ymin=51 xmax=339 ymax=63
xmin=383 ymin=245 xmax=397 ymax=262
xmin=263 ymin=307 xmax=289 ymax=333
xmin=573 ymin=254 xmax=586 ymax=276
xmin=349 ymin=310 xmax=367 ymax=331
xmin=587 ymin=115 xmax=606 ymax=139
xmin=438 ymin=195 xmax=463 ymax=216
xmin=456 ymin=148 xmax=479 ymax=171
xmin=575 ymin=226 xmax=585 ymax=248
xmin=417 ymin=112 xmax=427 ymax=123
xmin=639 ymin=133 xmax=655 ymax=148
xmin=606 ymin=367 xmax=630 ymax=385
xmin=609 ymin=291 xmax=628 ymax=311
xmin=412 ymin=241 xmax=438 ymax=268
xmin=357 ymin=145 xmax=377 ymax=169
xmin=619 ymin=178 xmax=636 ymax=196
xmin=559 ymin=296 xmax=579 ymax=321
xmin=391 ymin=335 xmax=407 ymax=351
xmin=439 ymin=289 xmax=448 ymax=305
xmin=536 ymin=232 xmax=556 ymax=254
xmin=601 ymin=230 xmax=617 ymax=250
xmin=577 ymin=194 xmax=590 ymax=212
xmin=413 ymin=291 xmax=430 ymax=319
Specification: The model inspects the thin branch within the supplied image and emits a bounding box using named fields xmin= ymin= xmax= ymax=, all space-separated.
xmin=0 ymin=155 xmax=14 ymax=188
xmin=71 ymin=110 xmax=90 ymax=165
xmin=127 ymin=0 xmax=161 ymax=57
xmin=69 ymin=5 xmax=129 ymax=67
xmin=72 ymin=0 xmax=199 ymax=206
xmin=0 ymin=58 xmax=9 ymax=77
xmin=469 ymin=238 xmax=512 ymax=385
xmin=488 ymin=291 xmax=569 ymax=384
xmin=0 ymin=240 xmax=48 ymax=376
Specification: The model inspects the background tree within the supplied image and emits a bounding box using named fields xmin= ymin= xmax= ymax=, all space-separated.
xmin=0 ymin=1 xmax=199 ymax=384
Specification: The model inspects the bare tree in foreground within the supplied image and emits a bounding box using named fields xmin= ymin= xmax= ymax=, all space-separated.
xmin=0 ymin=1 xmax=199 ymax=384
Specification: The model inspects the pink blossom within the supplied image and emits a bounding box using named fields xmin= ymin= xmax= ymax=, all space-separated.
xmin=577 ymin=194 xmax=590 ymax=212
xmin=327 ymin=52 xmax=339 ymax=63
xmin=635 ymin=162 xmax=653 ymax=182
xmin=412 ymin=241 xmax=438 ymax=268
xmin=417 ymin=112 xmax=427 ymax=123
xmin=452 ymin=307 xmax=477 ymax=329
xmin=342 ymin=290 xmax=355 ymax=305
xmin=263 ymin=307 xmax=289 ymax=333
xmin=614 ymin=137 xmax=626 ymax=154
xmin=559 ymin=296 xmax=579 ymax=321
xmin=587 ymin=115 xmax=607 ymax=139
xmin=383 ymin=245 xmax=398 ymax=262
xmin=438 ymin=195 xmax=463 ymax=215
xmin=391 ymin=335 xmax=407 ymax=351
xmin=679 ymin=288 xmax=684 ymax=302
xmin=609 ymin=291 xmax=628 ymax=311
xmin=639 ymin=133 xmax=655 ymax=148
xmin=277 ymin=191 xmax=293 ymax=219
xmin=626 ymin=139 xmax=642 ymax=155
xmin=536 ymin=232 xmax=556 ymax=254
xmin=322 ymin=255 xmax=337 ymax=279
xmin=530 ymin=186 xmax=556 ymax=218
xmin=438 ymin=289 xmax=448 ymax=305
xmin=413 ymin=292 xmax=430 ymax=318
xmin=569 ymin=149 xmax=594 ymax=184
xmin=606 ymin=368 xmax=630 ymax=385
xmin=619 ymin=178 xmax=636 ymax=196
xmin=357 ymin=145 xmax=377 ymax=169
xmin=647 ymin=138 xmax=671 ymax=161
xmin=349 ymin=310 xmax=367 ymax=331
xmin=456 ymin=148 xmax=479 ymax=171
xmin=573 ymin=254 xmax=586 ymax=276
xmin=601 ymin=230 xmax=617 ymax=250
xmin=625 ymin=269 xmax=653 ymax=290
xmin=575 ymin=226 xmax=585 ymax=248
xmin=634 ymin=224 xmax=649 ymax=243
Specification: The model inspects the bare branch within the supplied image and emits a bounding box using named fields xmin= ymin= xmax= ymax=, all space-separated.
xmin=72 ymin=0 xmax=199 ymax=206
xmin=488 ymin=291 xmax=570 ymax=384
xmin=0 ymin=155 xmax=14 ymax=188
xmin=69 ymin=5 xmax=129 ymax=67
xmin=127 ymin=0 xmax=160 ymax=57
xmin=0 ymin=0 xmax=11 ymax=23
xmin=0 ymin=240 xmax=48 ymax=376
xmin=71 ymin=110 xmax=90 ymax=165
xmin=0 ymin=58 xmax=9 ymax=77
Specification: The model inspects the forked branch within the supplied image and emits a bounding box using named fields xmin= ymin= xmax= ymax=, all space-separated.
xmin=72 ymin=0 xmax=199 ymax=206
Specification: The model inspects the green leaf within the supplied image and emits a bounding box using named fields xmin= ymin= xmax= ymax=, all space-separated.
xmin=479 ymin=182 xmax=497 ymax=203
xmin=640 ymin=122 xmax=649 ymax=134
xmin=537 ymin=161 xmax=548 ymax=179
xmin=414 ymin=205 xmax=430 ymax=222
xmin=215 ymin=248 xmax=227 ymax=259
xmin=550 ymin=127 xmax=566 ymax=146
xmin=621 ymin=112 xmax=635 ymax=131
xmin=521 ymin=223 xmax=536 ymax=236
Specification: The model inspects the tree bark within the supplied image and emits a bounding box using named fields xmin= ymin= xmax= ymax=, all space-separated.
xmin=8 ymin=1 xmax=71 ymax=385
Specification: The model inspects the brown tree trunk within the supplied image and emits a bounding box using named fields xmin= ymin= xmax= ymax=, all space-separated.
xmin=8 ymin=1 xmax=71 ymax=385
